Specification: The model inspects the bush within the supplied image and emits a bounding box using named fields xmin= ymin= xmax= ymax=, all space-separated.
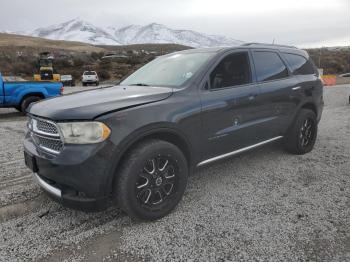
xmin=99 ymin=60 xmax=112 ymax=70
xmin=73 ymin=58 xmax=84 ymax=67
xmin=91 ymin=51 xmax=104 ymax=61
xmin=12 ymin=62 xmax=34 ymax=76
xmin=99 ymin=70 xmax=111 ymax=81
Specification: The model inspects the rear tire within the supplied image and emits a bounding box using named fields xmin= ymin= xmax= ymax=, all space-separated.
xmin=20 ymin=96 xmax=42 ymax=114
xmin=284 ymin=109 xmax=318 ymax=155
xmin=116 ymin=139 xmax=188 ymax=221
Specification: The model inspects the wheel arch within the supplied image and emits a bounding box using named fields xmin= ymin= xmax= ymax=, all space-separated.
xmin=300 ymin=102 xmax=317 ymax=117
xmin=108 ymin=126 xmax=194 ymax=196
xmin=19 ymin=92 xmax=45 ymax=105
xmin=120 ymin=127 xmax=193 ymax=169
xmin=18 ymin=92 xmax=45 ymax=112
xmin=286 ymin=101 xmax=318 ymax=134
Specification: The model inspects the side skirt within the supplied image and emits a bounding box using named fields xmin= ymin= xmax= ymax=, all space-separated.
xmin=197 ymin=136 xmax=283 ymax=167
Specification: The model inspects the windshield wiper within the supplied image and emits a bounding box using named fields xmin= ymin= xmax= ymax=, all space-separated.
xmin=129 ymin=83 xmax=150 ymax=86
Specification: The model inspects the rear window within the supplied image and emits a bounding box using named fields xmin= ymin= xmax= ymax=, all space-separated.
xmin=252 ymin=51 xmax=289 ymax=82
xmin=283 ymin=53 xmax=316 ymax=75
xmin=84 ymin=71 xmax=96 ymax=75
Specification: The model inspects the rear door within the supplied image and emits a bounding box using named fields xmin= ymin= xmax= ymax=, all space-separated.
xmin=251 ymin=50 xmax=299 ymax=138
xmin=281 ymin=52 xmax=322 ymax=112
xmin=199 ymin=50 xmax=262 ymax=161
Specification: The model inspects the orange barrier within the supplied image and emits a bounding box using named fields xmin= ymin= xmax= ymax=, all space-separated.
xmin=322 ymin=75 xmax=336 ymax=86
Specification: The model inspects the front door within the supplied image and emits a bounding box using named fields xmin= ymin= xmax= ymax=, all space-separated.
xmin=199 ymin=51 xmax=262 ymax=161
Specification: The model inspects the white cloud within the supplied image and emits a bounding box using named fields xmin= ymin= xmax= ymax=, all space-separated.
xmin=1 ymin=0 xmax=349 ymax=47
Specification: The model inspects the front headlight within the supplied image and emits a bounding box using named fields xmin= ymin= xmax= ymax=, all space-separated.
xmin=57 ymin=122 xmax=111 ymax=144
xmin=27 ymin=118 xmax=33 ymax=130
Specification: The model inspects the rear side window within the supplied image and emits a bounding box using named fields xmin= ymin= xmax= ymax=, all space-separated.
xmin=210 ymin=52 xmax=251 ymax=90
xmin=252 ymin=51 xmax=289 ymax=82
xmin=283 ymin=53 xmax=316 ymax=75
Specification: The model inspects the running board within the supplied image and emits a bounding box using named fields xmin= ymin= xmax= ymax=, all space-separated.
xmin=197 ymin=136 xmax=283 ymax=167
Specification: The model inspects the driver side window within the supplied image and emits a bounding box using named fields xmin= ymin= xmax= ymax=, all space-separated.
xmin=210 ymin=52 xmax=252 ymax=90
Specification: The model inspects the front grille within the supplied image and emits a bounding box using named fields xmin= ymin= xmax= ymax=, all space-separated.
xmin=31 ymin=133 xmax=63 ymax=154
xmin=29 ymin=117 xmax=63 ymax=154
xmin=34 ymin=118 xmax=59 ymax=136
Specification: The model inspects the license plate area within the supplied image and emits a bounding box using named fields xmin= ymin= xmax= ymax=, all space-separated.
xmin=24 ymin=151 xmax=38 ymax=172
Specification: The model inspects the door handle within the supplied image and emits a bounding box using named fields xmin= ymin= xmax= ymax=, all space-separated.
xmin=292 ymin=86 xmax=301 ymax=91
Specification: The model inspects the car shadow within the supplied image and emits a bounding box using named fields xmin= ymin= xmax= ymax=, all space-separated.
xmin=0 ymin=111 xmax=26 ymax=121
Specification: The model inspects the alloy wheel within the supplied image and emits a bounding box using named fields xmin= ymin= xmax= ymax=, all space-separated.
xmin=299 ymin=118 xmax=315 ymax=148
xmin=136 ymin=156 xmax=178 ymax=208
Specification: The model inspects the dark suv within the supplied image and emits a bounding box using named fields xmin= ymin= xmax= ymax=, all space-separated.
xmin=24 ymin=43 xmax=324 ymax=220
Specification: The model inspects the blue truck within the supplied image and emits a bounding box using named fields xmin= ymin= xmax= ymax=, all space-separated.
xmin=0 ymin=73 xmax=63 ymax=112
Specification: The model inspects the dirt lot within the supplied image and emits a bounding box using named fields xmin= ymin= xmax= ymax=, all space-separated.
xmin=0 ymin=85 xmax=349 ymax=261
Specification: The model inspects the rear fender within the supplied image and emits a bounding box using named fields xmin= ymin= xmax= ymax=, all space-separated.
xmin=287 ymin=100 xmax=318 ymax=132
xmin=15 ymin=87 xmax=48 ymax=105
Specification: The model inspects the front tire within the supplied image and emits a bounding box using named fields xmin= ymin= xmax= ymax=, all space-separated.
xmin=116 ymin=139 xmax=188 ymax=221
xmin=284 ymin=109 xmax=318 ymax=155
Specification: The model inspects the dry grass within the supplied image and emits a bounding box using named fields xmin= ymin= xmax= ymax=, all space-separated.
xmin=0 ymin=33 xmax=192 ymax=81
xmin=100 ymin=43 xmax=191 ymax=53
xmin=0 ymin=33 xmax=191 ymax=54
xmin=0 ymin=33 xmax=104 ymax=52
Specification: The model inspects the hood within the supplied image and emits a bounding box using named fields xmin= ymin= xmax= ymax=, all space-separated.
xmin=29 ymin=85 xmax=173 ymax=120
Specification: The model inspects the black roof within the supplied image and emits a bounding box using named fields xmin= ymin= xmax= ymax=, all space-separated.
xmin=241 ymin=42 xmax=297 ymax=49
xmin=186 ymin=42 xmax=307 ymax=57
xmin=171 ymin=43 xmax=308 ymax=58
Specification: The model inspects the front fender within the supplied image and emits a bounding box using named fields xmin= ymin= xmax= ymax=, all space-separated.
xmin=99 ymin=122 xmax=194 ymax=196
xmin=116 ymin=123 xmax=193 ymax=155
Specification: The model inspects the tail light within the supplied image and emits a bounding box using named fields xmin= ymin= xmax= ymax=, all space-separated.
xmin=60 ymin=86 xmax=64 ymax=95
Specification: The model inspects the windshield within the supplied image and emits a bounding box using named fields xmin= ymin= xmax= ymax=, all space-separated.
xmin=120 ymin=52 xmax=214 ymax=87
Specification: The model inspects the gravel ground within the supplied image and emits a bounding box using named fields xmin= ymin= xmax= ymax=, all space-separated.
xmin=0 ymin=85 xmax=349 ymax=261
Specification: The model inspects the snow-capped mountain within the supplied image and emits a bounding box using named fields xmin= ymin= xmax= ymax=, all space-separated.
xmin=110 ymin=23 xmax=243 ymax=47
xmin=22 ymin=19 xmax=243 ymax=47
xmin=31 ymin=19 xmax=120 ymax=45
xmin=0 ymin=30 xmax=15 ymax=34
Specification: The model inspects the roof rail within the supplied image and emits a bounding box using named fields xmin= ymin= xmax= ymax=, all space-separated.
xmin=242 ymin=42 xmax=298 ymax=49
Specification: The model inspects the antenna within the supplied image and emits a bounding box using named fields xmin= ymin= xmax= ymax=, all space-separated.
xmin=272 ymin=38 xmax=275 ymax=44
